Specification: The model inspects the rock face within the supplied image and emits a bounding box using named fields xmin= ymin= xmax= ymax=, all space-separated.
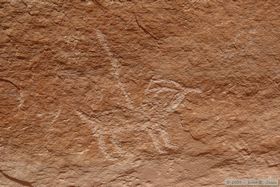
xmin=1 ymin=0 xmax=280 ymax=186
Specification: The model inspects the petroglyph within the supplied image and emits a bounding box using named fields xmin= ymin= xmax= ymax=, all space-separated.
xmin=76 ymin=110 xmax=136 ymax=160
xmin=42 ymin=108 xmax=63 ymax=148
xmin=96 ymin=29 xmax=134 ymax=109
xmin=49 ymin=108 xmax=61 ymax=126
xmin=74 ymin=30 xmax=202 ymax=159
xmin=18 ymin=92 xmax=25 ymax=109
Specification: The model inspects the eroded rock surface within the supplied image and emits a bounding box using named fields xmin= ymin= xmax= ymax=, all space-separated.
xmin=1 ymin=0 xmax=280 ymax=186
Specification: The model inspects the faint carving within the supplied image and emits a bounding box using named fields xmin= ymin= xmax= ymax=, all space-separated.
xmin=75 ymin=30 xmax=202 ymax=159
xmin=49 ymin=108 xmax=61 ymax=126
xmin=18 ymin=92 xmax=24 ymax=109
xmin=96 ymin=30 xmax=134 ymax=110
xmin=42 ymin=108 xmax=62 ymax=146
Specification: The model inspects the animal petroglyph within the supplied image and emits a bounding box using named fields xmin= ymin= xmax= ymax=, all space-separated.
xmin=75 ymin=30 xmax=202 ymax=160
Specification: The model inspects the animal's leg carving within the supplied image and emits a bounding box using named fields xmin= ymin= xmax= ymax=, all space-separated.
xmin=159 ymin=128 xmax=177 ymax=149
xmin=148 ymin=131 xmax=165 ymax=153
xmin=76 ymin=111 xmax=98 ymax=134
xmin=76 ymin=111 xmax=116 ymax=160
xmin=110 ymin=133 xmax=133 ymax=158
xmin=145 ymin=124 xmax=166 ymax=154
xmin=167 ymin=92 xmax=186 ymax=112
xmin=97 ymin=130 xmax=116 ymax=161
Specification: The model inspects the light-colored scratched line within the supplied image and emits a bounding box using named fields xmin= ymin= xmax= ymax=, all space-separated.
xmin=145 ymin=79 xmax=184 ymax=91
xmin=76 ymin=111 xmax=116 ymax=160
xmin=18 ymin=92 xmax=24 ymax=109
xmin=137 ymin=109 xmax=175 ymax=153
xmin=76 ymin=111 xmax=98 ymax=134
xmin=167 ymin=92 xmax=186 ymax=112
xmin=145 ymin=78 xmax=202 ymax=113
xmin=42 ymin=108 xmax=63 ymax=150
xmin=77 ymin=110 xmax=132 ymax=160
xmin=49 ymin=108 xmax=61 ymax=126
xmin=98 ymin=129 xmax=116 ymax=161
xmin=110 ymin=132 xmax=134 ymax=158
xmin=146 ymin=87 xmax=178 ymax=94
xmin=146 ymin=125 xmax=165 ymax=154
xmin=96 ymin=29 xmax=134 ymax=110
xmin=159 ymin=128 xmax=177 ymax=149
xmin=184 ymin=87 xmax=202 ymax=94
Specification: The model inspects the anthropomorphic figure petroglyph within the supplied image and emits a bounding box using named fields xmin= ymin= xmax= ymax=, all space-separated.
xmin=75 ymin=30 xmax=202 ymax=160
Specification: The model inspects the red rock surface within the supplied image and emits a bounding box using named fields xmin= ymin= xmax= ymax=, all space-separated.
xmin=1 ymin=0 xmax=280 ymax=186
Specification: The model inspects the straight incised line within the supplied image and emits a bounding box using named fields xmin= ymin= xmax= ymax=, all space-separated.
xmin=96 ymin=29 xmax=134 ymax=109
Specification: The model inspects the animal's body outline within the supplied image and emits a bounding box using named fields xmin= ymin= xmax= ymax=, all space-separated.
xmin=75 ymin=30 xmax=202 ymax=160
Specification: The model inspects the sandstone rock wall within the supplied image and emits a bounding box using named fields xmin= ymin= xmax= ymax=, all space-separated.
xmin=1 ymin=0 xmax=280 ymax=186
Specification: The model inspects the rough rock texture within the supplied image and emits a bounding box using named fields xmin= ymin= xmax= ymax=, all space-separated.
xmin=1 ymin=0 xmax=280 ymax=186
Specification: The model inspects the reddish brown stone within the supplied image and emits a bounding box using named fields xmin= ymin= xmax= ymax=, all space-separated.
xmin=1 ymin=0 xmax=280 ymax=186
